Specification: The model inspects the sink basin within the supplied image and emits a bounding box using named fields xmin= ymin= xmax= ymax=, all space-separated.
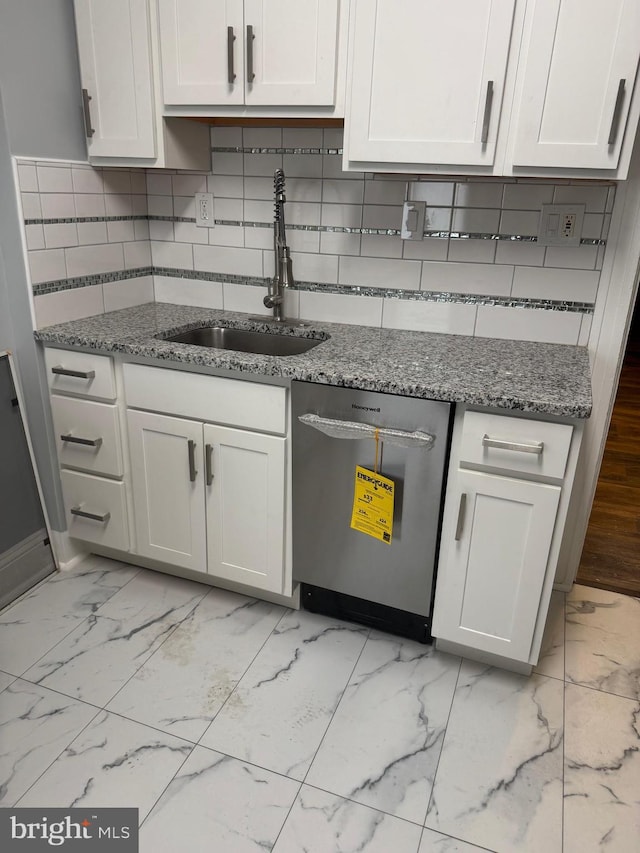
xmin=162 ymin=325 xmax=326 ymax=356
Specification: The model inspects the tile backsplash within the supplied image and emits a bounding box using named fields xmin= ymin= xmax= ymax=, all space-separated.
xmin=17 ymin=126 xmax=614 ymax=345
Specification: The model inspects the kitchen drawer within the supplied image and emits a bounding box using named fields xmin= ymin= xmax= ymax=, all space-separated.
xmin=123 ymin=363 xmax=287 ymax=435
xmin=459 ymin=411 xmax=573 ymax=480
xmin=61 ymin=469 xmax=129 ymax=550
xmin=51 ymin=396 xmax=123 ymax=477
xmin=44 ymin=348 xmax=116 ymax=400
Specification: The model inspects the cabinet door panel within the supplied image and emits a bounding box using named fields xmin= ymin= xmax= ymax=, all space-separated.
xmin=244 ymin=0 xmax=339 ymax=106
xmin=74 ymin=0 xmax=156 ymax=158
xmin=433 ymin=470 xmax=560 ymax=662
xmin=127 ymin=410 xmax=206 ymax=570
xmin=205 ymin=424 xmax=285 ymax=593
xmin=158 ymin=0 xmax=244 ymax=105
xmin=346 ymin=0 xmax=516 ymax=166
xmin=513 ymin=0 xmax=640 ymax=169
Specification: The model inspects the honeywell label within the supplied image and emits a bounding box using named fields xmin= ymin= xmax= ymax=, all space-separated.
xmin=350 ymin=465 xmax=394 ymax=544
xmin=0 ymin=809 xmax=138 ymax=851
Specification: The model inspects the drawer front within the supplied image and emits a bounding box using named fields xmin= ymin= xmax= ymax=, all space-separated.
xmin=61 ymin=469 xmax=129 ymax=550
xmin=51 ymin=396 xmax=123 ymax=477
xmin=459 ymin=411 xmax=573 ymax=480
xmin=123 ymin=363 xmax=287 ymax=435
xmin=45 ymin=348 xmax=116 ymax=400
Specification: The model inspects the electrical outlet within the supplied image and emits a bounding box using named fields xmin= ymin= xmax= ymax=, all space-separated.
xmin=195 ymin=192 xmax=214 ymax=228
xmin=401 ymin=200 xmax=426 ymax=240
xmin=537 ymin=204 xmax=584 ymax=247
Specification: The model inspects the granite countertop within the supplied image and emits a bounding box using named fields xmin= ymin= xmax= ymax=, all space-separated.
xmin=34 ymin=302 xmax=592 ymax=418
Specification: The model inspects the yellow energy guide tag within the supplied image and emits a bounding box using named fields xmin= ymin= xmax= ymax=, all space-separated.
xmin=350 ymin=465 xmax=394 ymax=544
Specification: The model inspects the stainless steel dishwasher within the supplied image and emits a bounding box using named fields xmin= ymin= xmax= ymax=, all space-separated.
xmin=291 ymin=381 xmax=452 ymax=642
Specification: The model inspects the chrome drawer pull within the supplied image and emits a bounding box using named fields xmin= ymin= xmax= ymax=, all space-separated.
xmin=482 ymin=434 xmax=544 ymax=455
xmin=481 ymin=80 xmax=494 ymax=144
xmin=454 ymin=493 xmax=467 ymax=541
xmin=70 ymin=506 xmax=110 ymax=523
xmin=81 ymin=88 xmax=95 ymax=138
xmin=188 ymin=439 xmax=197 ymax=482
xmin=246 ymin=24 xmax=255 ymax=82
xmin=60 ymin=434 xmax=103 ymax=448
xmin=227 ymin=26 xmax=236 ymax=83
xmin=51 ymin=366 xmax=95 ymax=380
xmin=298 ymin=414 xmax=435 ymax=449
xmin=205 ymin=443 xmax=214 ymax=486
xmin=608 ymin=78 xmax=626 ymax=146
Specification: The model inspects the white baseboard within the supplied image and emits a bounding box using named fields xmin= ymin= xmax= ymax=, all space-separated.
xmin=49 ymin=531 xmax=88 ymax=571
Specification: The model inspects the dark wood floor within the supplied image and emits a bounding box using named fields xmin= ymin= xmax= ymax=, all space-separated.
xmin=576 ymin=313 xmax=640 ymax=597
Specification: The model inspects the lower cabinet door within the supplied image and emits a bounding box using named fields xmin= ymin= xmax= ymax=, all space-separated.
xmin=433 ymin=469 xmax=561 ymax=662
xmin=127 ymin=409 xmax=206 ymax=571
xmin=204 ymin=423 xmax=286 ymax=594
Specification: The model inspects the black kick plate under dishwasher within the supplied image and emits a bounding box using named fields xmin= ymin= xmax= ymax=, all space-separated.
xmin=301 ymin=584 xmax=432 ymax=644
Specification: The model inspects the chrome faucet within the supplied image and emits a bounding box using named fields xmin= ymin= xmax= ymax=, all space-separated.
xmin=263 ymin=168 xmax=294 ymax=322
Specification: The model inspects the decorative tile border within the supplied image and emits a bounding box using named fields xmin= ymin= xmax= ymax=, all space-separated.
xmin=211 ymin=146 xmax=343 ymax=155
xmin=25 ymin=215 xmax=148 ymax=226
xmin=32 ymin=267 xmax=153 ymax=296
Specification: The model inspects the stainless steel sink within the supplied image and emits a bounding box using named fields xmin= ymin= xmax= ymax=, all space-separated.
xmin=162 ymin=325 xmax=326 ymax=356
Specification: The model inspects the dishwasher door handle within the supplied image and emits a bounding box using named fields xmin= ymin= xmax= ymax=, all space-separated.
xmin=298 ymin=413 xmax=435 ymax=449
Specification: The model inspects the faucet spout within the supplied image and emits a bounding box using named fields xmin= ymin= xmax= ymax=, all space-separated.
xmin=264 ymin=169 xmax=294 ymax=322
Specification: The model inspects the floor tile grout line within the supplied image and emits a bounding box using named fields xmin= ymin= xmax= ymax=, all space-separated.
xmin=299 ymin=780 xmax=426 ymax=829
xmin=269 ymin=780 xmax=304 ymax=851
xmin=136 ymin=741 xmax=198 ymax=832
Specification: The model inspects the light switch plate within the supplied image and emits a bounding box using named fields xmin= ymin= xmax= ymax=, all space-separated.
xmin=195 ymin=193 xmax=214 ymax=228
xmin=537 ymin=203 xmax=584 ymax=247
xmin=401 ymin=201 xmax=426 ymax=240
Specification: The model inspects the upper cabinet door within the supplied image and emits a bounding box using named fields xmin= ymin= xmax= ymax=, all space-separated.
xmin=345 ymin=0 xmax=517 ymax=167
xmin=243 ymin=0 xmax=340 ymax=106
xmin=512 ymin=0 xmax=640 ymax=170
xmin=74 ymin=0 xmax=156 ymax=158
xmin=158 ymin=0 xmax=245 ymax=105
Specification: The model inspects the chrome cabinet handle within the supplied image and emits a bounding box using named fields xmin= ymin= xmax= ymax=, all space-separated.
xmin=246 ymin=25 xmax=255 ymax=82
xmin=481 ymin=80 xmax=494 ymax=144
xmin=51 ymin=366 xmax=95 ymax=380
xmin=205 ymin=443 xmax=214 ymax=486
xmin=482 ymin=434 xmax=544 ymax=455
xmin=71 ymin=506 xmax=110 ymax=523
xmin=454 ymin=493 xmax=467 ymax=541
xmin=60 ymin=434 xmax=103 ymax=448
xmin=608 ymin=78 xmax=626 ymax=146
xmin=188 ymin=439 xmax=197 ymax=482
xmin=81 ymin=88 xmax=95 ymax=138
xmin=298 ymin=413 xmax=435 ymax=449
xmin=227 ymin=26 xmax=236 ymax=83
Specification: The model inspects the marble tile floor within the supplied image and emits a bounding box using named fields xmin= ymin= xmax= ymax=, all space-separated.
xmin=0 ymin=555 xmax=638 ymax=852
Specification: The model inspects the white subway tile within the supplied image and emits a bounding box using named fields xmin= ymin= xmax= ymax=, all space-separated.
xmin=103 ymin=276 xmax=154 ymax=311
xmin=321 ymin=203 xmax=362 ymax=228
xmin=244 ymin=200 xmax=272 ymax=222
xmin=154 ymin=275 xmax=224 ymax=309
xmin=606 ymin=186 xmax=616 ymax=213
xmin=132 ymin=194 xmax=148 ymax=216
xmin=209 ymin=225 xmax=245 ymax=248
xmin=282 ymin=201 xmax=320 ymax=227
xmin=323 ymin=179 xmax=365 ymax=205
xmin=173 ymin=195 xmax=196 ymax=218
xmin=207 ymin=174 xmax=243 ymax=197
xmin=29 ymin=249 xmax=66 ymax=284
xmin=74 ymin=193 xmax=106 ymax=217
xmin=211 ymin=126 xmax=242 ymax=147
xmin=452 ymin=208 xmax=500 ymax=233
xmin=320 ymin=231 xmax=361 ymax=256
xmin=447 ymin=239 xmax=496 ymax=264
xmin=582 ymin=214 xmax=604 ymax=240
xmin=130 ymin=172 xmax=147 ymax=194
xmin=512 ymin=266 xmax=600 ymax=302
xmin=244 ymin=177 xmax=276 ymax=200
xmin=382 ymin=298 xmax=477 ymax=335
xmin=424 ymin=207 xmax=452 ymax=231
xmin=214 ymin=197 xmax=243 ymax=220
xmin=502 ymin=183 xmax=554 ymax=210
xmin=322 ymin=153 xmax=360 ymax=180
xmin=554 ymin=185 xmax=608 ymax=212
xmin=65 ymin=243 xmax=124 ymax=278
xmin=20 ymin=193 xmax=42 ymax=219
xmin=299 ymin=290 xmax=383 ymax=326
xmin=36 ymin=165 xmax=72 ymax=193
xmin=360 ymin=234 xmax=402 ymax=259
xmin=544 ymin=245 xmax=598 ymax=270
xmin=578 ymin=313 xmax=592 ymax=347
xmin=283 ymin=154 xmax=322 ymax=179
xmin=173 ymin=220 xmax=208 ymax=245
xmin=287 ymin=229 xmax=320 ymax=253
xmin=500 ymin=209 xmax=541 ymax=236
xmin=602 ymin=214 xmax=612 ymax=240
xmin=290 ymin=252 xmax=338 ymax=284
xmin=402 ymin=238 xmax=448 ymax=261
xmin=323 ymin=128 xmax=343 ymax=148
xmin=287 ymin=178 xmax=322 ymax=203
xmin=339 ymin=255 xmax=421 ymax=290
xmin=147 ymin=173 xmax=172 ymax=195
xmin=282 ymin=128 xmax=323 ymax=147
xmin=148 ymin=220 xmax=174 ymax=241
xmin=71 ymin=167 xmax=103 ymax=193
xmin=454 ymin=182 xmax=503 ymax=208
xmin=495 ymin=241 xmax=545 ymax=266
xmin=25 ymin=224 xmax=45 ymax=251
xmin=44 ymin=223 xmax=78 ymax=249
xmin=212 ymin=152 xmax=243 ymax=175
xmin=262 ymin=250 xmax=274 ymax=279
xmin=134 ymin=220 xmax=150 ymax=240
xmin=595 ymin=245 xmax=606 ymax=271
xmin=243 ymin=153 xmax=283 ymax=177
xmin=102 ymin=170 xmax=132 ymax=194
xmin=193 ymin=244 xmax=262 ymax=277
xmin=411 ymin=181 xmax=455 ymax=207
xmin=421 ymin=261 xmax=513 ymax=296
xmin=107 ymin=221 xmax=135 ymax=243
xmin=151 ymin=240 xmax=193 ymax=270
xmin=17 ymin=164 xmax=38 ymax=192
xmin=124 ymin=241 xmax=152 ymax=268
xmin=41 ymin=193 xmax=75 ymax=219
xmin=243 ymin=127 xmax=282 ymax=148
xmin=244 ymin=226 xmax=272 ymax=250
xmin=223 ymin=282 xmax=300 ymax=318
xmin=148 ymin=195 xmax=173 ymax=217
xmin=363 ymin=205 xmax=402 ymax=230
xmin=77 ymin=222 xmax=108 ymax=246
xmin=34 ymin=285 xmax=104 ymax=329
xmin=172 ymin=173 xmax=207 ymax=196
xmin=475 ymin=305 xmax=582 ymax=344
xmin=104 ymin=194 xmax=133 ymax=216
xmin=364 ymin=180 xmax=406 ymax=205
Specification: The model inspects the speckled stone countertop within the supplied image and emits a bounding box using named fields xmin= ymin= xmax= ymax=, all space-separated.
xmin=34 ymin=302 xmax=592 ymax=418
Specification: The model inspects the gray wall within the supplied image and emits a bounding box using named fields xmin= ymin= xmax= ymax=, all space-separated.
xmin=0 ymin=0 xmax=87 ymax=533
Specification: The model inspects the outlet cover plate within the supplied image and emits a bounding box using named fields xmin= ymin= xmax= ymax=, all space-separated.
xmin=538 ymin=203 xmax=584 ymax=247
xmin=195 ymin=193 xmax=214 ymax=228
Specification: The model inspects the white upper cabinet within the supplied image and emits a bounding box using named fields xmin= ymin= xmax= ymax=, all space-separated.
xmin=74 ymin=0 xmax=156 ymax=158
xmin=511 ymin=0 xmax=640 ymax=172
xmin=158 ymin=0 xmax=341 ymax=107
xmin=345 ymin=0 xmax=517 ymax=168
